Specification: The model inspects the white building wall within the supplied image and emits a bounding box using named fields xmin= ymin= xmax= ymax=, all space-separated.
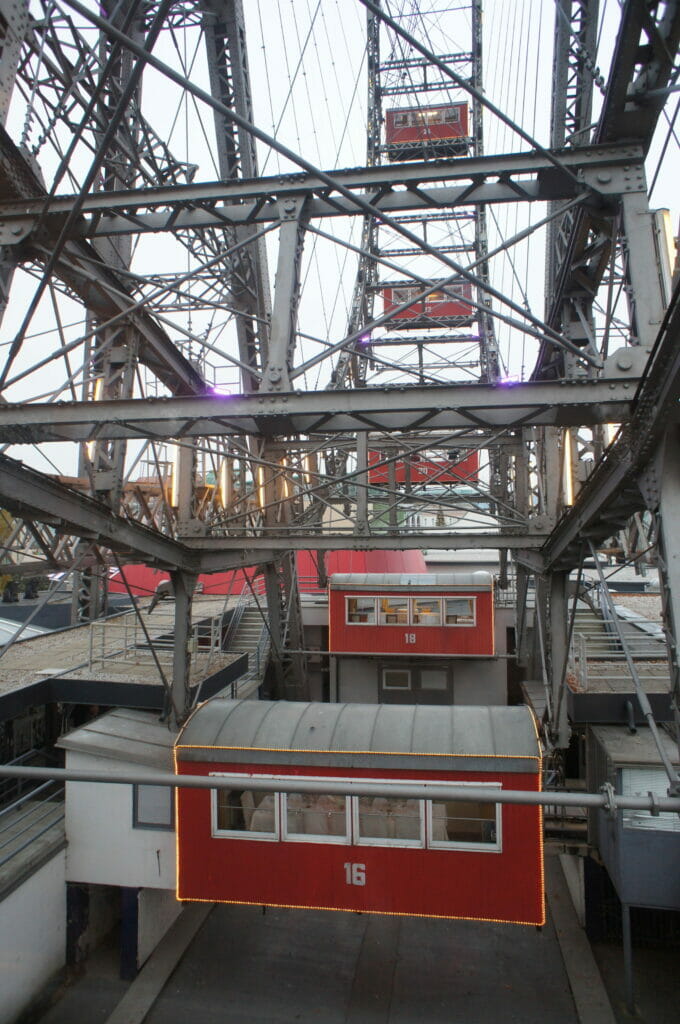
xmin=137 ymin=888 xmax=182 ymax=967
xmin=337 ymin=657 xmax=379 ymax=702
xmin=453 ymin=660 xmax=506 ymax=704
xmin=337 ymin=655 xmax=505 ymax=704
xmin=65 ymin=751 xmax=176 ymax=890
xmin=0 ymin=850 xmax=66 ymax=1024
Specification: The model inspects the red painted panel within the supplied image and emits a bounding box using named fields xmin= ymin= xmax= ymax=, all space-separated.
xmin=109 ymin=551 xmax=427 ymax=597
xmin=368 ymin=449 xmax=479 ymax=485
xmin=385 ymin=104 xmax=469 ymax=145
xmin=329 ymin=586 xmax=494 ymax=656
xmin=382 ymin=281 xmax=473 ymax=321
xmin=176 ymin=763 xmax=544 ymax=926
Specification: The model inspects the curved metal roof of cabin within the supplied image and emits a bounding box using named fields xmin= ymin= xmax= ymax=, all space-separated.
xmin=328 ymin=572 xmax=493 ymax=589
xmin=175 ymin=700 xmax=540 ymax=773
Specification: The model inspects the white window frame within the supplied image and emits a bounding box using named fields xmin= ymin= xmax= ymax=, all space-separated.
xmin=345 ymin=595 xmax=377 ymax=625
xmin=207 ymin=774 xmax=503 ymax=854
xmin=353 ymin=795 xmax=425 ymax=849
xmin=210 ymin=773 xmax=279 ymax=841
xmin=410 ymin=596 xmax=443 ymax=626
xmin=419 ymin=668 xmax=449 ymax=692
xmin=133 ymin=784 xmax=174 ymax=831
xmin=382 ymin=667 xmax=412 ymax=691
xmin=378 ymin=595 xmax=409 ymax=626
xmin=444 ymin=596 xmax=477 ymax=627
xmin=392 ymin=286 xmax=420 ymax=305
xmin=281 ymin=791 xmax=351 ymax=846
xmin=426 ymin=782 xmax=502 ymax=853
xmin=443 ymin=105 xmax=461 ymax=124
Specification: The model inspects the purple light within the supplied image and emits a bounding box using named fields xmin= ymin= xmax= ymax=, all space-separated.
xmin=497 ymin=375 xmax=520 ymax=387
xmin=209 ymin=384 xmax=236 ymax=397
xmin=358 ymin=334 xmax=371 ymax=346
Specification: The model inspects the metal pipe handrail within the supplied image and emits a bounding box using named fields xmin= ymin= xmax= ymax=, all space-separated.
xmin=0 ymin=810 xmax=65 ymax=870
xmin=0 ymin=764 xmax=678 ymax=814
xmin=588 ymin=540 xmax=680 ymax=790
xmin=0 ymin=779 xmax=60 ymax=820
xmin=0 ymin=792 xmax=65 ymax=856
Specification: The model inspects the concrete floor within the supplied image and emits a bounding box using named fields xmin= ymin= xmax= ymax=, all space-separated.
xmin=29 ymin=863 xmax=680 ymax=1024
xmin=33 ymin=903 xmax=579 ymax=1024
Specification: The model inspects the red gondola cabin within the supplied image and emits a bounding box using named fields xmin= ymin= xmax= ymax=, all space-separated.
xmin=382 ymin=280 xmax=474 ymax=327
xmin=385 ymin=103 xmax=470 ymax=160
xmin=175 ymin=699 xmax=544 ymax=925
xmin=329 ymin=572 xmax=494 ymax=658
xmin=368 ymin=449 xmax=479 ymax=486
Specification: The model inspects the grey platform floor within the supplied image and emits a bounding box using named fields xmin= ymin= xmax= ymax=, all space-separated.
xmin=34 ymin=903 xmax=579 ymax=1024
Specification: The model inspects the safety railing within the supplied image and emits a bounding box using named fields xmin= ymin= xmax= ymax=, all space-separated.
xmin=568 ymin=619 xmax=667 ymax=693
xmin=88 ymin=606 xmax=227 ymax=676
xmin=0 ymin=778 xmax=65 ymax=872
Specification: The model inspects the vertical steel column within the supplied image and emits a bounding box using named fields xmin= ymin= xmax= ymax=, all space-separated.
xmin=471 ymin=0 xmax=499 ymax=384
xmin=387 ymin=453 xmax=398 ymax=529
xmin=622 ymin=901 xmax=635 ymax=1014
xmin=650 ymin=432 xmax=680 ymax=766
xmin=201 ymin=0 xmax=272 ymax=391
xmin=621 ymin=189 xmax=668 ymax=348
xmin=0 ymin=0 xmax=29 ymax=335
xmin=355 ymin=432 xmax=369 ymax=532
xmin=262 ymin=199 xmax=307 ymax=393
xmin=549 ymin=571 xmax=571 ymax=747
xmin=170 ymin=569 xmax=196 ymax=725
xmin=72 ymin=0 xmax=150 ymax=623
xmin=175 ymin=443 xmax=200 ymax=537
xmin=333 ymin=0 xmax=380 ymax=389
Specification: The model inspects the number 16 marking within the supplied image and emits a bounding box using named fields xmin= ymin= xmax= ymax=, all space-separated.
xmin=344 ymin=862 xmax=366 ymax=886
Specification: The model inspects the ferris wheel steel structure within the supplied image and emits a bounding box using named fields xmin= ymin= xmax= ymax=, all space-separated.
xmin=0 ymin=0 xmax=678 ymax=743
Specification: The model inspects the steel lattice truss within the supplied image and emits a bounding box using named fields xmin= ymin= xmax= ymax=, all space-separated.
xmin=1 ymin=0 xmax=680 ymax=722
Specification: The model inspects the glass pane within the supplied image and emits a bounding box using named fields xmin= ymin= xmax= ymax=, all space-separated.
xmin=431 ymin=799 xmax=497 ymax=844
xmin=411 ymin=598 xmax=442 ymax=625
xmin=621 ymin=767 xmax=680 ymax=832
xmin=383 ymin=669 xmax=410 ymax=689
xmin=286 ymin=793 xmax=347 ymax=838
xmin=379 ymin=596 xmax=408 ymax=625
xmin=421 ymin=669 xmax=448 ymax=691
xmin=346 ymin=597 xmax=376 ymax=623
xmin=358 ymin=797 xmax=422 ymax=842
xmin=135 ymin=785 xmax=173 ymax=828
xmin=393 ymin=287 xmax=419 ymax=304
xmin=445 ymin=598 xmax=474 ymax=624
xmin=216 ymin=789 xmax=276 ymax=834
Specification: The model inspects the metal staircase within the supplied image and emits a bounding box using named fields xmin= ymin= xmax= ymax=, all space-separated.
xmin=570 ymin=601 xmax=667 ymax=692
xmin=223 ymin=594 xmax=271 ymax=699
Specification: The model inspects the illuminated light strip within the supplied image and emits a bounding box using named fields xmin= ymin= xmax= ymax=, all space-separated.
xmin=538 ymin=800 xmax=546 ymax=925
xmin=176 ymin=743 xmax=541 ymax=762
xmin=173 ymin=893 xmax=544 ymax=928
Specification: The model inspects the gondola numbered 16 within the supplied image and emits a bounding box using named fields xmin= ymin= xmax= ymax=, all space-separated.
xmin=175 ymin=700 xmax=544 ymax=926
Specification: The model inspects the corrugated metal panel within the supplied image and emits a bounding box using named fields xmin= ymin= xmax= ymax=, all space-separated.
xmin=589 ymin=725 xmax=680 ymax=769
xmin=176 ymin=700 xmax=539 ymax=773
xmin=57 ymin=708 xmax=175 ymax=769
xmin=329 ymin=572 xmax=493 ymax=590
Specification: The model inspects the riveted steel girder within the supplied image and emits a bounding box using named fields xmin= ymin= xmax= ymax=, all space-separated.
xmin=0 ymin=379 xmax=638 ymax=444
xmin=0 ymin=145 xmax=644 ymax=245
